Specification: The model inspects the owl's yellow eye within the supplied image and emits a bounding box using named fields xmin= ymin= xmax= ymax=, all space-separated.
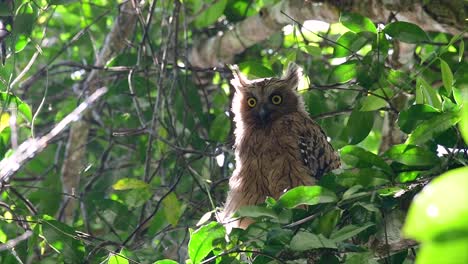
xmin=247 ymin=97 xmax=257 ymax=107
xmin=271 ymin=95 xmax=282 ymax=105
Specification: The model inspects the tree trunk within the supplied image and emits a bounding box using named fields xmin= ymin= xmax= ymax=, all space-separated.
xmin=60 ymin=1 xmax=138 ymax=223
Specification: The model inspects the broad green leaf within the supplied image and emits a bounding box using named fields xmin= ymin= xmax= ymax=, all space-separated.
xmin=162 ymin=193 xmax=184 ymax=227
xmin=290 ymin=232 xmax=337 ymax=251
xmin=236 ymin=206 xmax=278 ymax=220
xmin=345 ymin=252 xmax=379 ymax=264
xmin=188 ymin=222 xmax=225 ymax=263
xmin=384 ymin=21 xmax=429 ymax=43
xmin=340 ymin=12 xmax=376 ymax=33
xmin=239 ymin=61 xmax=274 ymax=78
xmin=224 ymin=0 xmax=258 ymax=22
xmin=330 ymin=223 xmax=374 ymax=242
xmin=193 ymin=0 xmax=228 ymax=28
xmin=277 ymin=186 xmax=337 ymax=209
xmin=15 ymin=35 xmax=30 ymax=53
xmin=403 ymin=167 xmax=468 ymax=242
xmin=318 ymin=209 xmax=341 ymax=237
xmin=334 ymin=32 xmax=373 ymax=57
xmin=328 ymin=60 xmax=358 ymax=83
xmin=397 ymin=171 xmax=421 ymax=183
xmin=416 ymin=239 xmax=468 ymax=264
xmin=397 ymin=104 xmax=440 ymax=133
xmin=406 ymin=110 xmax=461 ymax=145
xmin=340 ymin=145 xmax=392 ymax=174
xmin=209 ymin=114 xmax=230 ymax=141
xmin=385 ymin=144 xmax=438 ymax=167
xmin=345 ymin=109 xmax=374 ymax=144
xmin=416 ymin=76 xmax=442 ymax=109
xmin=439 ymin=59 xmax=453 ymax=95
xmin=359 ymin=87 xmax=393 ymax=111
xmin=112 ymin=178 xmax=149 ymax=190
xmin=154 ymin=260 xmax=179 ymax=264
xmin=0 ymin=113 xmax=9 ymax=133
xmin=122 ymin=188 xmax=152 ymax=208
xmin=0 ymin=92 xmax=33 ymax=122
xmin=342 ymin=185 xmax=364 ymax=200
xmin=336 ymin=168 xmax=389 ymax=188
xmin=302 ymin=45 xmax=322 ymax=57
xmin=108 ymin=251 xmax=129 ymax=264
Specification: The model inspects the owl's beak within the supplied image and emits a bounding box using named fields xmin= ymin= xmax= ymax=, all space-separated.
xmin=258 ymin=105 xmax=270 ymax=125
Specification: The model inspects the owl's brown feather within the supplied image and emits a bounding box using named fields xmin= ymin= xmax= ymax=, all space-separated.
xmin=221 ymin=63 xmax=340 ymax=229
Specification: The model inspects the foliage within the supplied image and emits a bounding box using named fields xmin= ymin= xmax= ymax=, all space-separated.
xmin=0 ymin=0 xmax=467 ymax=263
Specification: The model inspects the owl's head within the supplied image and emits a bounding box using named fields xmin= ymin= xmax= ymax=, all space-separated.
xmin=230 ymin=63 xmax=306 ymax=128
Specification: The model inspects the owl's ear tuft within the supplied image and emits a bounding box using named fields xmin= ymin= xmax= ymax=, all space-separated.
xmin=282 ymin=62 xmax=303 ymax=90
xmin=229 ymin=65 xmax=249 ymax=91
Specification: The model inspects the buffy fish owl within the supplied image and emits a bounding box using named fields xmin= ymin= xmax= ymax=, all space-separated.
xmin=221 ymin=63 xmax=340 ymax=229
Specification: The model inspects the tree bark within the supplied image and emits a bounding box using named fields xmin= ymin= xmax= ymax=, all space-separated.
xmin=60 ymin=2 xmax=138 ymax=223
xmin=189 ymin=0 xmax=466 ymax=68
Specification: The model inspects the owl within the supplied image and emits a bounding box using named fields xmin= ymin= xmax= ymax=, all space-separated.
xmin=220 ymin=62 xmax=340 ymax=229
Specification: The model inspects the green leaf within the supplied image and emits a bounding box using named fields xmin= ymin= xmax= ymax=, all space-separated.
xmin=328 ymin=60 xmax=358 ymax=83
xmin=406 ymin=110 xmax=461 ymax=145
xmin=383 ymin=21 xmax=429 ymax=43
xmin=416 ymin=76 xmax=442 ymax=109
xmin=397 ymin=104 xmax=440 ymax=133
xmin=340 ymin=12 xmax=376 ymax=33
xmin=302 ymin=45 xmax=322 ymax=57
xmin=330 ymin=223 xmax=374 ymax=242
xmin=154 ymin=260 xmax=179 ymax=264
xmin=340 ymin=145 xmax=392 ymax=174
xmin=277 ymin=186 xmax=337 ymax=209
xmin=0 ymin=113 xmax=9 ymax=133
xmin=193 ymin=0 xmax=228 ymax=28
xmin=318 ymin=209 xmax=341 ymax=237
xmin=416 ymin=239 xmax=468 ymax=264
xmin=0 ymin=92 xmax=33 ymax=122
xmin=238 ymin=61 xmax=274 ymax=78
xmin=345 ymin=252 xmax=379 ymax=264
xmin=108 ymin=251 xmax=129 ymax=264
xmin=336 ymin=168 xmax=389 ymax=188
xmin=345 ymin=109 xmax=374 ymax=144
xmin=384 ymin=144 xmax=438 ymax=167
xmin=162 ymin=193 xmax=185 ymax=227
xmin=334 ymin=32 xmax=373 ymax=58
xmin=359 ymin=87 xmax=393 ymax=111
xmin=290 ymin=232 xmax=337 ymax=251
xmin=440 ymin=59 xmax=453 ymax=95
xmin=209 ymin=114 xmax=230 ymax=141
xmin=403 ymin=167 xmax=468 ymax=242
xmin=112 ymin=178 xmax=149 ymax=190
xmin=224 ymin=0 xmax=258 ymax=22
xmin=236 ymin=206 xmax=278 ymax=220
xmin=188 ymin=222 xmax=225 ymax=263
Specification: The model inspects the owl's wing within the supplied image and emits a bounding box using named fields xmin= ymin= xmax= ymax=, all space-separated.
xmin=298 ymin=119 xmax=340 ymax=179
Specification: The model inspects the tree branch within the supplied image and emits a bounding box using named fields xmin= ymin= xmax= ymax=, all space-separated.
xmin=189 ymin=0 xmax=466 ymax=67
